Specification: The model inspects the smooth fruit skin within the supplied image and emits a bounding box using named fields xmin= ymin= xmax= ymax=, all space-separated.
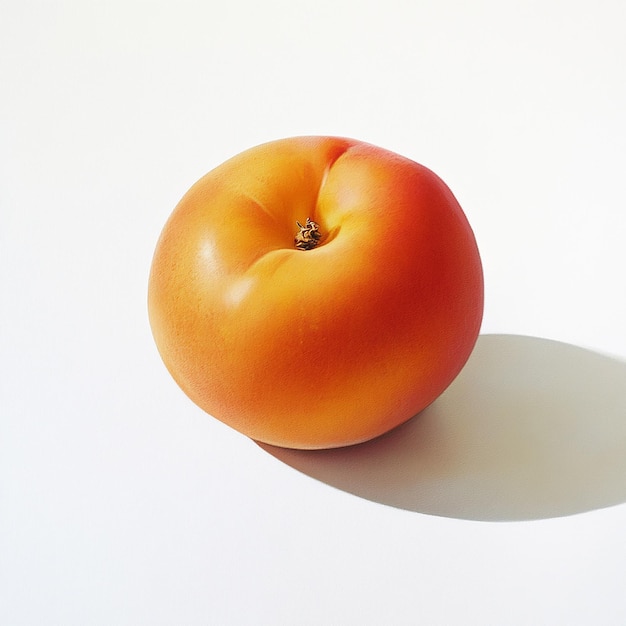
xmin=148 ymin=136 xmax=484 ymax=449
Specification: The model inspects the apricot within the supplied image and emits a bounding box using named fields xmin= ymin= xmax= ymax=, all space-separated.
xmin=148 ymin=136 xmax=483 ymax=449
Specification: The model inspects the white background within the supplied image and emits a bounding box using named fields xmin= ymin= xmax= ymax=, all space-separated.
xmin=2 ymin=1 xmax=626 ymax=624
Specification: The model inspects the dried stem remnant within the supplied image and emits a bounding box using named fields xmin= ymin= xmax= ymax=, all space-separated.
xmin=295 ymin=217 xmax=322 ymax=250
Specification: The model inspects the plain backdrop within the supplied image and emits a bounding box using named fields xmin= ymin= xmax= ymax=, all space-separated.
xmin=2 ymin=1 xmax=626 ymax=624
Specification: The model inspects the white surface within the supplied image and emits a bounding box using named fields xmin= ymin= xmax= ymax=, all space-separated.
xmin=2 ymin=1 xmax=626 ymax=624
